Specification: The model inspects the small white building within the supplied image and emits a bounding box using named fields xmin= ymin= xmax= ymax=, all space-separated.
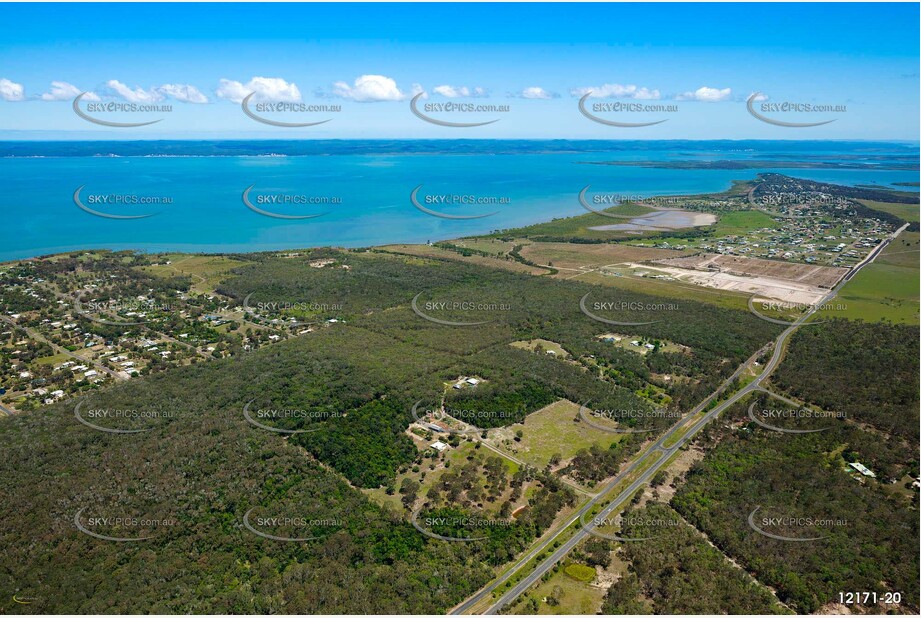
xmin=430 ymin=441 xmax=448 ymax=452
xmin=849 ymin=462 xmax=876 ymax=478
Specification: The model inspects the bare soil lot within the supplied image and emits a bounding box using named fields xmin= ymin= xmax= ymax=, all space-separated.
xmin=651 ymin=253 xmax=847 ymax=289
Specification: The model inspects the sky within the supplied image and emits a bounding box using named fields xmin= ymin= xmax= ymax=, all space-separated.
xmin=0 ymin=2 xmax=918 ymax=140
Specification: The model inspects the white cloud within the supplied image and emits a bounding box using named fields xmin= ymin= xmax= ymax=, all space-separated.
xmin=677 ymin=86 xmax=732 ymax=102
xmin=106 ymin=80 xmax=209 ymax=104
xmin=157 ymin=83 xmax=208 ymax=104
xmin=332 ymin=75 xmax=406 ymax=102
xmin=106 ymin=80 xmax=164 ymax=103
xmin=0 ymin=78 xmax=25 ymax=102
xmin=570 ymin=83 xmax=661 ymax=100
xmin=517 ymin=86 xmax=557 ymax=99
xmin=41 ymin=81 xmax=99 ymax=102
xmin=216 ymin=77 xmax=301 ymax=104
xmin=432 ymin=85 xmax=487 ymax=98
xmin=747 ymin=92 xmax=768 ymax=102
xmin=632 ymin=87 xmax=660 ymax=100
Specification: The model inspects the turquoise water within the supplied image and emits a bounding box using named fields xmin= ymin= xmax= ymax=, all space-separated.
xmin=1 ymin=141 xmax=918 ymax=261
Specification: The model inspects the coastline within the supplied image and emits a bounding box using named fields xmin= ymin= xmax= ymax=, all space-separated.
xmin=1 ymin=140 xmax=918 ymax=263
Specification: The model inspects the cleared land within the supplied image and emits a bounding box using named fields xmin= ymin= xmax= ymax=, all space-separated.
xmin=518 ymin=242 xmax=692 ymax=275
xmin=617 ymin=262 xmax=830 ymax=305
xmin=650 ymin=253 xmax=847 ymax=289
xmin=508 ymin=562 xmax=610 ymax=615
xmin=713 ymin=210 xmax=780 ymax=235
xmin=595 ymin=333 xmax=685 ymax=356
xmin=449 ymin=238 xmax=521 ymax=255
xmin=510 ymin=339 xmax=572 ymax=358
xmin=486 ymin=399 xmax=624 ymax=471
xmin=362 ymin=439 xmax=519 ymax=514
xmin=141 ymin=254 xmax=249 ymax=293
xmin=573 ymin=268 xmax=753 ymax=311
xmin=377 ymin=244 xmax=546 ymax=275
xmin=858 ymin=199 xmax=920 ymax=222
xmin=836 ymin=231 xmax=920 ymax=324
xmin=587 ymin=211 xmax=716 ymax=232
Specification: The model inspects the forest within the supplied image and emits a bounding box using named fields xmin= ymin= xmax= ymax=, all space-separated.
xmin=672 ymin=387 xmax=919 ymax=614
xmin=772 ymin=319 xmax=920 ymax=447
xmin=602 ymin=503 xmax=783 ymax=614
xmin=0 ymin=246 xmax=830 ymax=613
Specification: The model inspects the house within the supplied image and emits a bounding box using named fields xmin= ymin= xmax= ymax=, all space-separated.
xmin=644 ymin=343 xmax=655 ymax=350
xmin=84 ymin=370 xmax=98 ymax=378
xmin=465 ymin=378 xmax=480 ymax=386
xmin=630 ymin=341 xmax=641 ymax=346
xmin=427 ymin=419 xmax=451 ymax=432
xmin=430 ymin=441 xmax=448 ymax=452
xmin=848 ymin=462 xmax=876 ymax=478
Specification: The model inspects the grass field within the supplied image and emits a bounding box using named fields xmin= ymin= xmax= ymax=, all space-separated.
xmin=564 ymin=563 xmax=597 ymax=582
xmin=509 ymin=564 xmax=607 ymax=615
xmin=450 ymin=237 xmax=521 ymax=255
xmin=517 ymin=242 xmax=692 ymax=275
xmin=837 ymin=231 xmax=919 ymax=324
xmin=32 ymin=353 xmax=70 ymax=366
xmin=140 ymin=254 xmax=250 ymax=293
xmin=858 ymin=200 xmax=921 ymax=222
xmin=510 ymin=339 xmax=571 ymax=358
xmin=487 ymin=399 xmax=624 ymax=470
xmin=713 ymin=210 xmax=779 ymax=235
xmin=377 ymin=244 xmax=545 ymax=275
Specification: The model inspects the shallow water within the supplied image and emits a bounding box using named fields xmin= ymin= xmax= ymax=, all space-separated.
xmin=1 ymin=140 xmax=916 ymax=261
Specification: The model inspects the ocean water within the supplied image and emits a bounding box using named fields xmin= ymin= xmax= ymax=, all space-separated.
xmin=1 ymin=140 xmax=917 ymax=262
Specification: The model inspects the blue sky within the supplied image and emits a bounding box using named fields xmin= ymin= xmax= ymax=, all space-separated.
xmin=0 ymin=2 xmax=918 ymax=140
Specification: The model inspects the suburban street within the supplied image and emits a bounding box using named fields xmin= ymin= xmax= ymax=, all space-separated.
xmin=0 ymin=314 xmax=126 ymax=383
xmin=453 ymin=222 xmax=907 ymax=615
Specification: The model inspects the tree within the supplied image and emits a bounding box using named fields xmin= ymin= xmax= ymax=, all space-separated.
xmin=399 ymin=478 xmax=420 ymax=509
